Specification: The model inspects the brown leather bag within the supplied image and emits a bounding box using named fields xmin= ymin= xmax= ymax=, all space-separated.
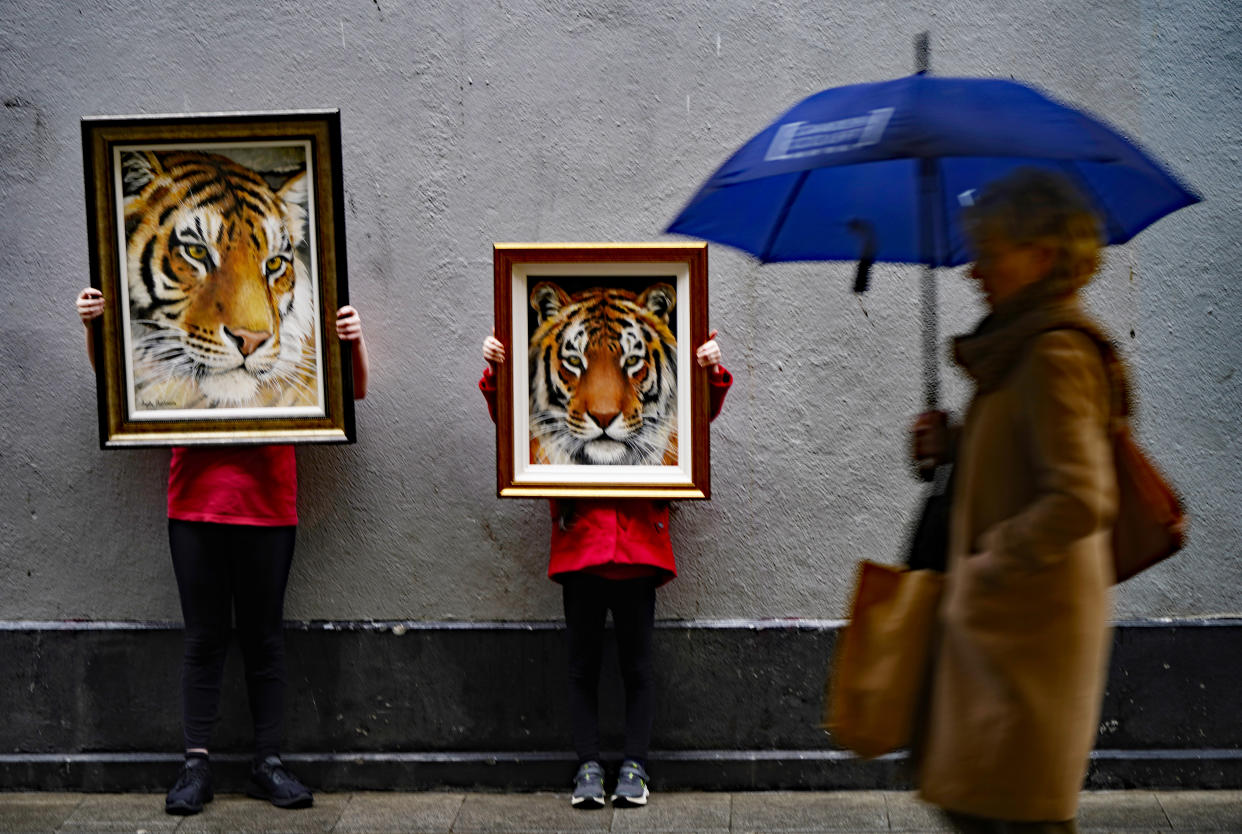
xmin=1110 ymin=425 xmax=1186 ymax=582
xmin=1054 ymin=326 xmax=1187 ymax=583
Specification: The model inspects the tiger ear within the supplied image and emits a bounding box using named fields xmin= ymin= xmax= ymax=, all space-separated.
xmin=277 ymin=170 xmax=309 ymax=247
xmin=638 ymin=282 xmax=677 ymax=323
xmin=530 ymin=282 xmax=570 ymax=324
xmin=120 ymin=151 xmax=163 ymax=197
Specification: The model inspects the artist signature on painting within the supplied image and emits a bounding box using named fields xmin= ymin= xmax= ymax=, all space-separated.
xmin=140 ymin=399 xmax=178 ymax=409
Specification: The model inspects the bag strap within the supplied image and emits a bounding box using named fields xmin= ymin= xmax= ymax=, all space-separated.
xmin=1037 ymin=323 xmax=1132 ymax=435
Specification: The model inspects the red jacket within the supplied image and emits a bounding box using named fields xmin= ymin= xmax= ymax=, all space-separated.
xmin=480 ymin=363 xmax=731 ymax=583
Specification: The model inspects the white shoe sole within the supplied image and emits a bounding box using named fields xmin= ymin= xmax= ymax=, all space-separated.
xmin=571 ymin=795 xmax=606 ymax=809
xmin=611 ymin=784 xmax=650 ymax=807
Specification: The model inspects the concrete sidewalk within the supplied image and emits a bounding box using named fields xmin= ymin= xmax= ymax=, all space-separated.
xmin=2 ymin=790 xmax=1240 ymax=834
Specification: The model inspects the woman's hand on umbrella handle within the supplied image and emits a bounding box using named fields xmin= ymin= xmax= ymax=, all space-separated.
xmin=912 ymin=410 xmax=950 ymax=472
xmin=483 ymin=329 xmax=506 ymax=368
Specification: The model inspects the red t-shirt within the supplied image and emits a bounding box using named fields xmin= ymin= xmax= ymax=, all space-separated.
xmin=167 ymin=445 xmax=298 ymax=526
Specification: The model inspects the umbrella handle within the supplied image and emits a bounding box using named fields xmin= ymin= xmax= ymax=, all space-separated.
xmin=853 ymin=258 xmax=874 ymax=293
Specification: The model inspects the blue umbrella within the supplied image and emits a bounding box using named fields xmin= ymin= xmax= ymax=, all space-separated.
xmin=666 ymin=71 xmax=1200 ymax=412
xmin=667 ymin=73 xmax=1199 ymax=268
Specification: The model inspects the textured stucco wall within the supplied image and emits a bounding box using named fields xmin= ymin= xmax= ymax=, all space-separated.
xmin=0 ymin=0 xmax=1236 ymax=622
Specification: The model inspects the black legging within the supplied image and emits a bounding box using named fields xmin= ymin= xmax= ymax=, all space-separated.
xmin=561 ymin=574 xmax=658 ymax=767
xmin=168 ymin=519 xmax=296 ymax=757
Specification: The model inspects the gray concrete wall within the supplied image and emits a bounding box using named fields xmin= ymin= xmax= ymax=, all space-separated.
xmin=0 ymin=0 xmax=1237 ymax=622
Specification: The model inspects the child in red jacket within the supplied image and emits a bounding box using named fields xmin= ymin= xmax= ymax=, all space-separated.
xmin=481 ymin=330 xmax=730 ymax=808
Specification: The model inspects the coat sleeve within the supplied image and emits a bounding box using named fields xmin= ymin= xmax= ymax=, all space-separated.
xmin=708 ymin=364 xmax=732 ymax=422
xmin=479 ymin=365 xmax=499 ymax=424
xmin=981 ymin=330 xmax=1117 ymax=572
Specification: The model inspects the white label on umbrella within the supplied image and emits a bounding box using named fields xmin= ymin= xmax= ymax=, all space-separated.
xmin=764 ymin=107 xmax=895 ymax=162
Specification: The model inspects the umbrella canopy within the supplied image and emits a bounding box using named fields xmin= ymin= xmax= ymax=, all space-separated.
xmin=667 ymin=74 xmax=1200 ymax=267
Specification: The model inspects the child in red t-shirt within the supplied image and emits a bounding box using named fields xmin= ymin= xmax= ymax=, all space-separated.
xmin=76 ymin=288 xmax=369 ymax=815
xmin=480 ymin=329 xmax=730 ymax=808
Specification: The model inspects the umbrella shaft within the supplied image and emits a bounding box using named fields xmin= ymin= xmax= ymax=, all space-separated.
xmin=917 ymin=151 xmax=942 ymax=412
xmin=921 ymin=264 xmax=939 ymax=410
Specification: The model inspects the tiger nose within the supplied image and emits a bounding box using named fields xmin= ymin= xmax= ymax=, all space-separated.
xmin=590 ymin=408 xmax=620 ymax=429
xmin=224 ymin=327 xmax=271 ymax=357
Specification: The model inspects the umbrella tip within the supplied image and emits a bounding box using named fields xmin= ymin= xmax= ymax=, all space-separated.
xmin=915 ymin=31 xmax=930 ymax=74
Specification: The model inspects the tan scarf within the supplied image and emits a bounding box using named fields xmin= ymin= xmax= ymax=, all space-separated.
xmin=953 ymin=276 xmax=1131 ymax=422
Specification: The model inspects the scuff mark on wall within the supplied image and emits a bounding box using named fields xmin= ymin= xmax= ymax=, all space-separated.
xmin=0 ymin=95 xmax=54 ymax=178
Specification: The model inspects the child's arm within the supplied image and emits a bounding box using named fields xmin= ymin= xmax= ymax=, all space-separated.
xmin=76 ymin=288 xmax=104 ymax=370
xmin=696 ymin=329 xmax=732 ymax=421
xmin=480 ymin=332 xmax=505 ymax=423
xmin=335 ymin=306 xmax=369 ymax=400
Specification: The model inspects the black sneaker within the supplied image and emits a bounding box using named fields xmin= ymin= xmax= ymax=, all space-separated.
xmin=570 ymin=760 xmax=606 ymax=809
xmin=165 ymin=757 xmax=213 ymax=815
xmin=611 ymin=759 xmax=650 ymax=807
xmin=246 ymin=755 xmax=313 ymax=809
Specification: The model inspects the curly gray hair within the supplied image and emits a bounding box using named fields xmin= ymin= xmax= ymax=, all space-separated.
xmin=962 ymin=168 xmax=1104 ymax=292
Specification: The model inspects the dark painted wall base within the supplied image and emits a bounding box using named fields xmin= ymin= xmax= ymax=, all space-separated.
xmin=1 ymin=619 xmax=1238 ymax=791
xmin=3 ymin=749 xmax=1241 ymax=793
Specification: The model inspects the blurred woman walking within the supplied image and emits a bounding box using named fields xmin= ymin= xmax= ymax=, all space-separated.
xmin=911 ymin=168 xmax=1122 ymax=834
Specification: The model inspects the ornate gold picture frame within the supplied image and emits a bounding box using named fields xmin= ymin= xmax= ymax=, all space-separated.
xmin=492 ymin=243 xmax=710 ymax=499
xmin=82 ymin=110 xmax=354 ymax=447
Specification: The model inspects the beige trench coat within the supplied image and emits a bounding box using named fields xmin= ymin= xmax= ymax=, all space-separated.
xmin=917 ymin=328 xmax=1117 ymax=822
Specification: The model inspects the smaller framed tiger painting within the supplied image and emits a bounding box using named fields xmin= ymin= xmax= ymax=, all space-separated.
xmin=81 ymin=110 xmax=354 ymax=447
xmin=492 ymin=243 xmax=711 ymax=499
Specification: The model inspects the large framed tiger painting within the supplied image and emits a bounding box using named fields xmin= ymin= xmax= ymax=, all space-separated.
xmin=492 ymin=243 xmax=711 ymax=499
xmin=82 ymin=111 xmax=354 ymax=447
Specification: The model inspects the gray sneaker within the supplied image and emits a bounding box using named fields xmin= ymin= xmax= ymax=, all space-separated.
xmin=611 ymin=759 xmax=650 ymax=807
xmin=571 ymin=760 xmax=606 ymax=809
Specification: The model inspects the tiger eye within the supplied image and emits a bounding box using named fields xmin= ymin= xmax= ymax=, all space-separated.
xmin=184 ymin=244 xmax=208 ymax=260
xmin=265 ymin=256 xmax=284 ymax=274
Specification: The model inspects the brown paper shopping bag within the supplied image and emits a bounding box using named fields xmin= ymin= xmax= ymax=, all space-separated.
xmin=822 ymin=560 xmax=944 ymax=759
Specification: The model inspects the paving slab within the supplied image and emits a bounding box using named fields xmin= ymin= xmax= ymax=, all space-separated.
xmin=0 ymin=789 xmax=1234 ymax=833
xmin=730 ymin=791 xmax=888 ymax=832
xmin=175 ymin=793 xmax=350 ymax=833
xmin=0 ymin=793 xmax=83 ymax=834
xmin=1077 ymin=791 xmax=1172 ymax=831
xmin=1155 ymin=791 xmax=1242 ymax=832
xmin=331 ymin=792 xmax=463 ymax=833
xmin=451 ymin=793 xmax=613 ymax=832
xmin=883 ymin=792 xmax=953 ymax=832
xmin=609 ymin=792 xmax=730 ymax=832
xmin=57 ymin=793 xmax=179 ymax=833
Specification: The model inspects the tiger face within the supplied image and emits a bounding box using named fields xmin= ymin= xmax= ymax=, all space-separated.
xmin=529 ymin=282 xmax=678 ymax=466
xmin=122 ymin=150 xmax=316 ymax=408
